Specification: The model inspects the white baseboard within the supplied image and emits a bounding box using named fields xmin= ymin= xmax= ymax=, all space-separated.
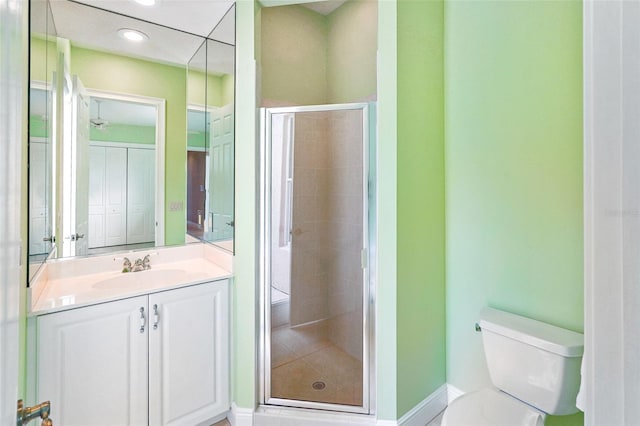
xmin=396 ymin=384 xmax=448 ymax=426
xmin=254 ymin=405 xmax=375 ymax=425
xmin=232 ymin=384 xmax=449 ymax=426
xmin=229 ymin=402 xmax=254 ymax=426
xmin=375 ymin=384 xmax=448 ymax=426
xmin=446 ymin=384 xmax=465 ymax=404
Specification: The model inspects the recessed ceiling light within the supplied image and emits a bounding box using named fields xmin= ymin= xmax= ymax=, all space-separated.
xmin=133 ymin=0 xmax=156 ymax=5
xmin=117 ymin=28 xmax=149 ymax=42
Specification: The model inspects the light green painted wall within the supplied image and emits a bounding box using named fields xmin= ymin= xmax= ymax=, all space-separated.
xmin=70 ymin=46 xmax=187 ymax=245
xmin=260 ymin=4 xmax=328 ymax=104
xmin=327 ymin=0 xmax=377 ymax=103
xmin=397 ymin=0 xmax=445 ymax=418
xmin=233 ymin=0 xmax=258 ymax=408
xmin=29 ymin=36 xmax=56 ymax=83
xmin=375 ymin=0 xmax=398 ymax=420
xmin=29 ymin=115 xmax=47 ymax=138
xmin=222 ymin=73 xmax=235 ymax=106
xmin=187 ymin=69 xmax=207 ymax=106
xmin=445 ymin=1 xmax=583 ymax=424
xmin=260 ymin=0 xmax=376 ymax=105
xmin=187 ymin=131 xmax=206 ymax=149
xmin=90 ymin=123 xmax=155 ymax=144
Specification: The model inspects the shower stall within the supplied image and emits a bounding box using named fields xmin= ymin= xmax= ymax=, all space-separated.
xmin=260 ymin=103 xmax=375 ymax=414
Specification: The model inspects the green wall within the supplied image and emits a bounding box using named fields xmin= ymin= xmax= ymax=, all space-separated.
xmin=375 ymin=0 xmax=398 ymax=419
xmin=70 ymin=46 xmax=187 ymax=245
xmin=187 ymin=69 xmax=229 ymax=107
xmin=233 ymin=0 xmax=258 ymax=408
xmin=90 ymin=123 xmax=156 ymax=144
xmin=327 ymin=0 xmax=378 ymax=103
xmin=444 ymin=1 xmax=583 ymax=424
xmin=397 ymin=0 xmax=446 ymax=418
xmin=29 ymin=36 xmax=56 ymax=83
xmin=261 ymin=4 xmax=328 ymax=104
xmin=260 ymin=0 xmax=376 ymax=106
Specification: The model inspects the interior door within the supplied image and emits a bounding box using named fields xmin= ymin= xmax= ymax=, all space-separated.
xmin=209 ymin=104 xmax=234 ymax=240
xmin=187 ymin=150 xmax=206 ymax=230
xmin=71 ymin=75 xmax=90 ymax=256
xmin=0 ymin=2 xmax=24 ymax=422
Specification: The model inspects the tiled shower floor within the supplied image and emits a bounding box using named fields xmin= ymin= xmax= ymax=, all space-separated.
xmin=270 ymin=322 xmax=363 ymax=406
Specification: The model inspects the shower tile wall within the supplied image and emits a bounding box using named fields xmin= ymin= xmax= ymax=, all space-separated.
xmin=289 ymin=110 xmax=363 ymax=362
xmin=290 ymin=112 xmax=331 ymax=325
xmin=325 ymin=109 xmax=363 ymax=361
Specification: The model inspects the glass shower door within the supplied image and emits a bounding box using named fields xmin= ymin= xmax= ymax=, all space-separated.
xmin=262 ymin=103 xmax=372 ymax=413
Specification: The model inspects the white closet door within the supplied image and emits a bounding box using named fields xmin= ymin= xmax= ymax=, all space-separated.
xmin=127 ymin=148 xmax=155 ymax=244
xmin=105 ymin=147 xmax=127 ymax=246
xmin=88 ymin=146 xmax=106 ymax=248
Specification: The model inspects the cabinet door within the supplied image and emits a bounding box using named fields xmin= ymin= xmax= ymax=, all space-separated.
xmin=37 ymin=296 xmax=148 ymax=426
xmin=149 ymin=281 xmax=229 ymax=426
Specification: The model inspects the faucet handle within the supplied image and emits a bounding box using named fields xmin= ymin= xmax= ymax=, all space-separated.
xmin=142 ymin=254 xmax=151 ymax=270
xmin=122 ymin=257 xmax=132 ymax=273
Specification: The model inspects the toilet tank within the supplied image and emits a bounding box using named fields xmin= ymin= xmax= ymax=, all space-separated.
xmin=479 ymin=307 xmax=584 ymax=415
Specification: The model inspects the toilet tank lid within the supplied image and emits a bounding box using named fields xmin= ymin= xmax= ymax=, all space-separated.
xmin=479 ymin=307 xmax=584 ymax=357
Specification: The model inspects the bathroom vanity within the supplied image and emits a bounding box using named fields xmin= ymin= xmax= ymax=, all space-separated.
xmin=27 ymin=243 xmax=232 ymax=426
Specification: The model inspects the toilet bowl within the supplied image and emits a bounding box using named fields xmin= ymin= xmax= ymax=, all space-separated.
xmin=441 ymin=308 xmax=583 ymax=426
xmin=442 ymin=388 xmax=545 ymax=426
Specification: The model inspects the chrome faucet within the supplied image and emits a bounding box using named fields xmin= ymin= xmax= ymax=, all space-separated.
xmin=132 ymin=258 xmax=144 ymax=272
xmin=121 ymin=254 xmax=151 ymax=273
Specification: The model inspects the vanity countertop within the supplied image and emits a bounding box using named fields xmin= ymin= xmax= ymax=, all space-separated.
xmin=30 ymin=243 xmax=232 ymax=316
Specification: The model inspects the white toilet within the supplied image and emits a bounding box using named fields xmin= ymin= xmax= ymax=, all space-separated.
xmin=442 ymin=307 xmax=584 ymax=426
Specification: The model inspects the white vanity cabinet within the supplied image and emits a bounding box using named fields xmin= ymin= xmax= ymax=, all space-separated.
xmin=36 ymin=279 xmax=229 ymax=426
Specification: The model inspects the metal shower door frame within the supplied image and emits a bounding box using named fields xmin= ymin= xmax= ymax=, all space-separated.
xmin=259 ymin=102 xmax=376 ymax=415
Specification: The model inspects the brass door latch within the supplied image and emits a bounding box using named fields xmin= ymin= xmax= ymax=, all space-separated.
xmin=17 ymin=399 xmax=53 ymax=426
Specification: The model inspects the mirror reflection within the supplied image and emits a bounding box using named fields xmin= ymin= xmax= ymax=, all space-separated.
xmin=87 ymin=96 xmax=158 ymax=255
xmin=186 ymin=15 xmax=236 ymax=250
xmin=28 ymin=0 xmax=236 ymax=282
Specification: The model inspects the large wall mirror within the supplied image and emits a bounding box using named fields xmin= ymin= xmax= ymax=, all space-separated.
xmin=186 ymin=9 xmax=235 ymax=251
xmin=28 ymin=0 xmax=236 ymax=283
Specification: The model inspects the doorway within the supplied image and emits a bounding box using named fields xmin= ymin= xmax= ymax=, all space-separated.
xmin=187 ymin=150 xmax=207 ymax=238
xmin=260 ymin=103 xmax=375 ymax=414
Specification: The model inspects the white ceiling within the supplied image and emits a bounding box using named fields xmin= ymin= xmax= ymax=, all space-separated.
xmin=46 ymin=0 xmax=235 ymax=70
xmin=73 ymin=0 xmax=235 ymax=38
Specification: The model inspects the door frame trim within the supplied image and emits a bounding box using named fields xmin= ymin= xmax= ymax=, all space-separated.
xmin=259 ymin=102 xmax=375 ymax=415
xmin=86 ymin=89 xmax=166 ymax=247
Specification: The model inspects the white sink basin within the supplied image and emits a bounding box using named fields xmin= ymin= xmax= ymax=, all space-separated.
xmin=92 ymin=269 xmax=187 ymax=289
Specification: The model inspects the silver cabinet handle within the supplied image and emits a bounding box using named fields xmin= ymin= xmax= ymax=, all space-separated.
xmin=153 ymin=304 xmax=159 ymax=330
xmin=139 ymin=307 xmax=146 ymax=333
